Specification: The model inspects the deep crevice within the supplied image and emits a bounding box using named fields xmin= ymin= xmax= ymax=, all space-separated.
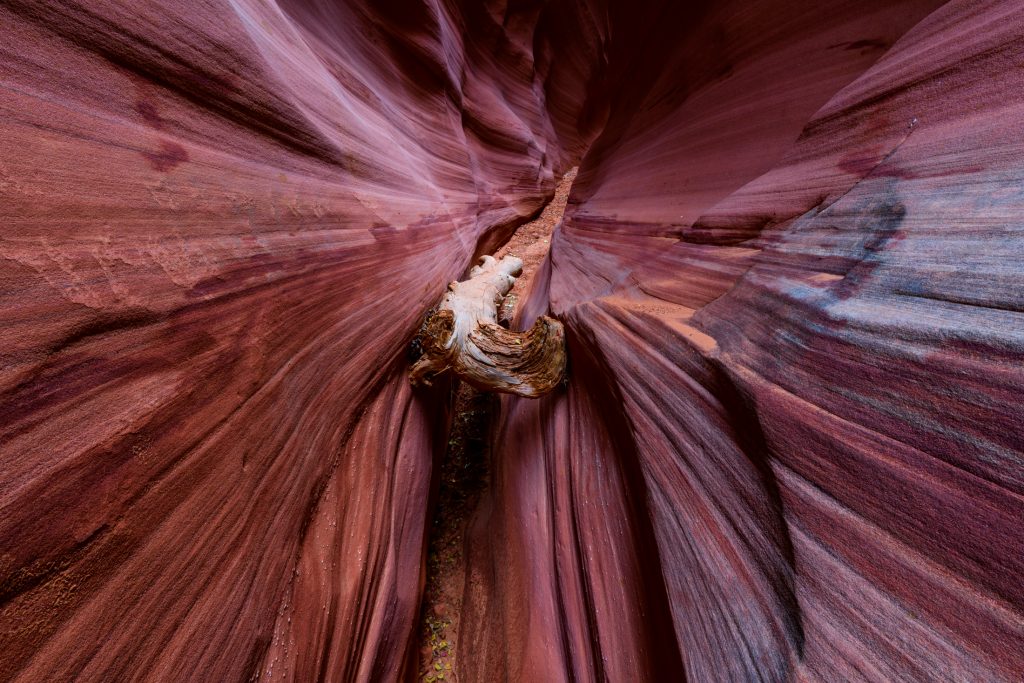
xmin=414 ymin=168 xmax=577 ymax=682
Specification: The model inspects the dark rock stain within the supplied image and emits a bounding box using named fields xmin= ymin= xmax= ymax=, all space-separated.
xmin=135 ymin=99 xmax=164 ymax=129
xmin=142 ymin=140 xmax=188 ymax=171
xmin=837 ymin=153 xmax=884 ymax=177
xmin=829 ymin=38 xmax=890 ymax=52
xmin=834 ymin=189 xmax=907 ymax=300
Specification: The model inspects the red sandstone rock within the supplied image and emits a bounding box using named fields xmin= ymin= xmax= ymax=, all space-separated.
xmin=2 ymin=0 xmax=1023 ymax=681
xmin=462 ymin=1 xmax=1023 ymax=681
xmin=0 ymin=1 xmax=553 ymax=680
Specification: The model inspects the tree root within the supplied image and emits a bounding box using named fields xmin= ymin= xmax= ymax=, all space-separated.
xmin=410 ymin=255 xmax=566 ymax=397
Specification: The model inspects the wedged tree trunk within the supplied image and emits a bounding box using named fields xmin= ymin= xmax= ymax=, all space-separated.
xmin=410 ymin=255 xmax=566 ymax=397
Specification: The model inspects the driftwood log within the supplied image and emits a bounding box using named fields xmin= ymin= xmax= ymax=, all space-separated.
xmin=410 ymin=255 xmax=566 ymax=397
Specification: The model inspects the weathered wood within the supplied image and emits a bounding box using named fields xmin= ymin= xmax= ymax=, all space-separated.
xmin=410 ymin=255 xmax=566 ymax=397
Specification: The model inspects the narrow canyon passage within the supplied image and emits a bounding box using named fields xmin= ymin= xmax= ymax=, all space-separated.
xmin=1 ymin=0 xmax=1023 ymax=682
xmin=415 ymin=168 xmax=576 ymax=683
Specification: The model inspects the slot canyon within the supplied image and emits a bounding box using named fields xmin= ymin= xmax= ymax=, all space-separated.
xmin=1 ymin=0 xmax=1023 ymax=680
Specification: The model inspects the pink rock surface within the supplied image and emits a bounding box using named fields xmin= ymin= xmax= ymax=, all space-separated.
xmin=0 ymin=0 xmax=555 ymax=679
xmin=464 ymin=0 xmax=1024 ymax=681
xmin=2 ymin=0 xmax=1023 ymax=681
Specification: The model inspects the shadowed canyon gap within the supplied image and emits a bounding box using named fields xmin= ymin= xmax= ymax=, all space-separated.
xmin=1 ymin=0 xmax=1023 ymax=681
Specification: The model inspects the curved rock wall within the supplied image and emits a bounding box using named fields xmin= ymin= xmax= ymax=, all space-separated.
xmin=2 ymin=0 xmax=1022 ymax=681
xmin=462 ymin=0 xmax=1023 ymax=681
xmin=0 ymin=0 xmax=562 ymax=679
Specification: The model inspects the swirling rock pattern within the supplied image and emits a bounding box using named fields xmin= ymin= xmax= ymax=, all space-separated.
xmin=462 ymin=0 xmax=1024 ymax=682
xmin=0 ymin=0 xmax=555 ymax=680
xmin=2 ymin=0 xmax=1022 ymax=681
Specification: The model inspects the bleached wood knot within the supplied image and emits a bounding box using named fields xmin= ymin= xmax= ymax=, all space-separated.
xmin=410 ymin=255 xmax=566 ymax=397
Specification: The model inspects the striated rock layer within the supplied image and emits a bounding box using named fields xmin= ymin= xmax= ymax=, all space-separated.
xmin=2 ymin=0 xmax=1022 ymax=681
xmin=0 ymin=0 xmax=559 ymax=680
xmin=461 ymin=0 xmax=1024 ymax=681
